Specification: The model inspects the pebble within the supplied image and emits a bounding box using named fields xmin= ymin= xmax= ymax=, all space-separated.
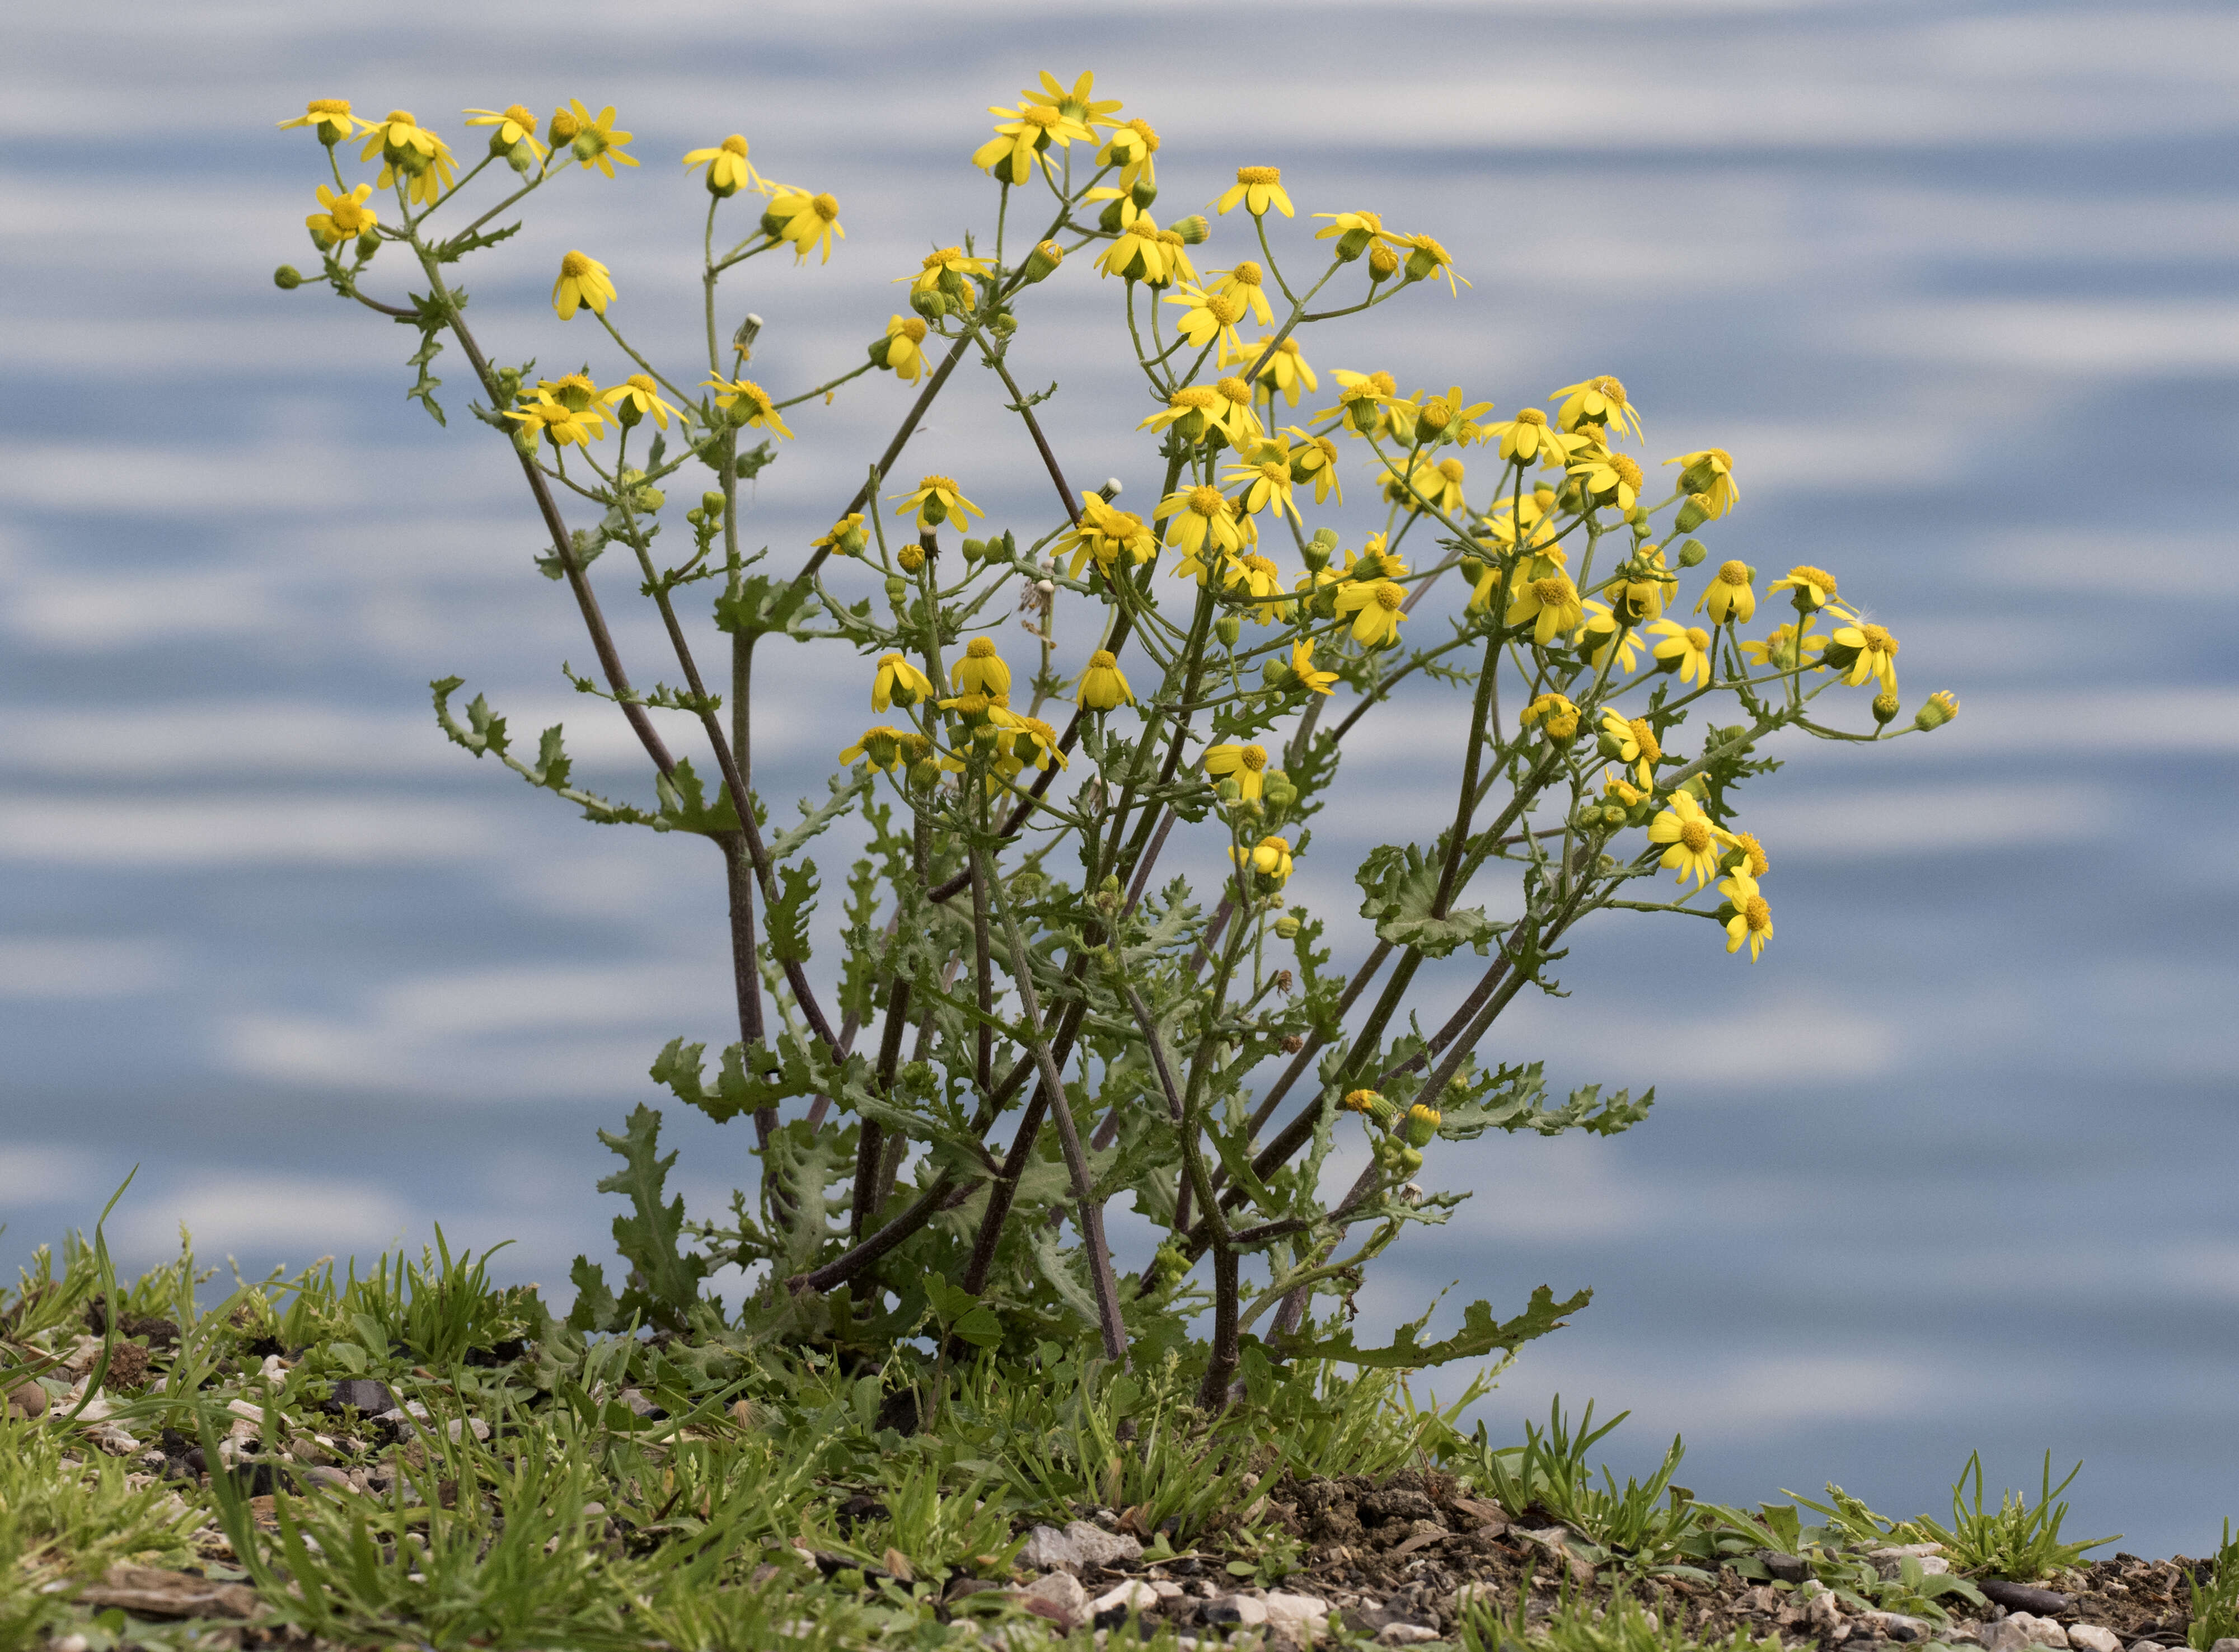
xmin=304 ymin=1466 xmax=355 ymax=1494
xmin=2209 ymin=1641 xmax=2239 ymax=1652
xmin=444 ymin=1417 xmax=491 ymax=1443
xmin=1759 ymin=1550 xmax=1814 ymax=1583
xmin=6 ymin=1382 xmax=48 ymax=1419
xmin=1868 ymin=1544 xmax=1954 ymax=1579
xmin=1024 ymin=1569 xmax=1089 ymax=1630
xmin=1979 ymin=1581 xmax=2074 ymax=1617
xmin=1092 ymin=1580 xmax=1160 ymax=1617
xmin=326 ymin=1377 xmax=395 ymax=1415
xmin=1985 ymin=1612 xmax=2069 ymax=1652
xmin=1263 ymin=1590 xmax=1331 ymax=1634
xmin=1202 ymin=1595 xmax=1268 ymax=1627
xmin=1018 ymin=1519 xmax=1142 ymax=1571
xmin=1378 ymin=1626 xmax=1441 ymax=1647
xmin=2069 ymin=1627 xmax=2123 ymax=1652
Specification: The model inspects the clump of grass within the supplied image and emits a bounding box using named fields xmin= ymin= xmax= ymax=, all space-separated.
xmin=2189 ymin=1520 xmax=2239 ymax=1651
xmin=1467 ymin=1397 xmax=1697 ymax=1564
xmin=1460 ymin=1581 xmax=1787 ymax=1652
xmin=1905 ymin=1452 xmax=2118 ymax=1580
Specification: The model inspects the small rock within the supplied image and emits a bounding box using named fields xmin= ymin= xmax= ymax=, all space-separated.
xmin=1264 ymin=1590 xmax=1331 ymax=1634
xmin=1018 ymin=1519 xmax=1142 ymax=1571
xmin=616 ymin=1387 xmax=668 ymax=1420
xmin=6 ymin=1382 xmax=48 ymax=1420
xmin=53 ymin=1636 xmax=90 ymax=1652
xmin=77 ymin=1563 xmax=260 ymax=1620
xmin=1979 ymin=1581 xmax=2074 ymax=1617
xmin=1024 ymin=1569 xmax=1090 ymax=1629
xmin=2208 ymin=1640 xmax=2239 ymax=1652
xmin=1203 ymin=1595 xmax=1269 ymax=1627
xmin=1985 ymin=1613 xmax=2070 ymax=1652
xmin=1864 ymin=1611 xmax=1939 ymax=1643
xmin=1378 ymin=1626 xmax=1441 ymax=1647
xmin=1760 ymin=1550 xmax=1814 ymax=1583
xmin=1093 ymin=1580 xmax=1160 ymax=1616
xmin=2069 ymin=1627 xmax=2122 ymax=1652
xmin=326 ymin=1377 xmax=395 ymax=1415
xmin=1870 ymin=1545 xmax=1953 ymax=1579
xmin=1151 ymin=1580 xmax=1185 ymax=1601
xmin=86 ymin=1422 xmax=140 ymax=1457
xmin=304 ymin=1466 xmax=355 ymax=1494
xmin=444 ymin=1417 xmax=491 ymax=1443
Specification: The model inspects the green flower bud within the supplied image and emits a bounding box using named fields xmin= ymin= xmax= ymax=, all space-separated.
xmin=1679 ymin=457 xmax=1723 ymax=495
xmin=908 ymin=287 xmax=947 ymax=320
xmin=1215 ymin=614 xmax=1242 ymax=647
xmin=506 ymin=138 xmax=537 ymax=174
xmin=1398 ymin=1144 xmax=1424 ymax=1174
xmin=884 ymin=576 xmax=910 ymax=604
xmin=1303 ymin=527 xmax=1339 ymax=572
xmin=1130 ymin=177 xmax=1158 ymax=209
xmin=1914 ymin=691 xmax=1959 ymax=731
xmin=1216 ymin=777 xmax=1241 ymax=802
xmin=273 ymin=265 xmax=305 ymax=289
xmin=686 ymin=508 xmax=705 ymax=526
xmin=1675 ymin=494 xmax=1712 ymax=533
xmin=1333 ymin=227 xmax=1372 ymax=262
xmin=1171 ymin=214 xmax=1210 ymax=245
xmin=1366 ymin=243 xmax=1400 ymax=283
xmin=1872 ymin=691 xmax=1901 ymax=726
xmin=1019 ymin=240 xmax=1065 ymax=284
xmin=1458 ymin=555 xmax=1485 ymax=587
xmin=1098 ymin=198 xmax=1131 ymax=233
xmin=1274 ymin=916 xmax=1301 ymax=940
xmin=984 ymin=309 xmax=1017 ymax=338
xmin=1676 ymin=538 xmax=1708 ymax=568
xmin=355 ymin=232 xmax=380 ymax=262
xmin=961 ymin=537 xmax=986 ymax=562
xmin=919 ymin=495 xmax=949 ymax=527
xmin=702 ymin=491 xmax=726 ymax=515
xmin=1403 ymin=1103 xmax=1441 ymax=1148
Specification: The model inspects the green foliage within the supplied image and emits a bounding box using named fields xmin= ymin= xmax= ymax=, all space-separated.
xmin=0 ymin=1419 xmax=202 ymax=1647
xmin=2190 ymin=1520 xmax=2239 ymax=1651
xmin=1469 ymin=1398 xmax=1697 ymax=1563
xmin=1906 ymin=1452 xmax=2118 ymax=1580
xmin=1460 ymin=1583 xmax=1788 ymax=1652
xmin=336 ymin=1229 xmax=544 ymax=1369
xmin=1356 ymin=840 xmax=1495 ymax=957
xmin=1283 ymin=1285 xmax=1590 ymax=1371
xmin=570 ymin=1106 xmax=709 ymax=1334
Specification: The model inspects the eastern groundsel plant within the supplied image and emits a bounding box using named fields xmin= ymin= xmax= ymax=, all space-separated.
xmin=274 ymin=78 xmax=1955 ymax=1405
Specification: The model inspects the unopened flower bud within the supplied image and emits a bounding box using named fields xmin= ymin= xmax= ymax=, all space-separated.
xmin=1215 ymin=614 xmax=1242 ymax=647
xmin=1097 ymin=197 xmax=1131 ymax=233
xmin=1676 ymin=538 xmax=1707 ymax=569
xmin=897 ymin=542 xmax=926 ymax=574
xmin=908 ymin=288 xmax=947 ymax=320
xmin=1130 ymin=177 xmax=1158 ymax=209
xmin=1914 ymin=691 xmax=1959 ymax=731
xmin=961 ymin=537 xmax=988 ymax=562
xmin=506 ymin=139 xmax=537 ymax=174
xmin=273 ymin=265 xmax=305 ymax=289
xmin=1366 ymin=243 xmax=1399 ymax=281
xmin=1216 ymin=777 xmax=1242 ymax=802
xmin=866 ymin=335 xmax=894 ymax=368
xmin=1303 ymin=527 xmax=1338 ymax=572
xmin=985 ymin=309 xmax=1017 ymax=338
xmin=1333 ymin=227 xmax=1372 ymax=262
xmin=1020 ymin=239 xmax=1065 ymax=284
xmin=1872 ymin=691 xmax=1901 ymax=726
xmin=1458 ymin=555 xmax=1486 ymax=587
xmin=1171 ymin=214 xmax=1210 ymax=245
xmin=1675 ymin=494 xmax=1712 ymax=533
xmin=701 ymin=491 xmax=727 ymax=516
xmin=1263 ymin=771 xmax=1298 ymax=810
xmin=1679 ymin=456 xmax=1724 ymax=496
xmin=907 ymin=758 xmax=941 ymax=790
xmin=884 ymin=575 xmax=910 ymax=603
xmin=1275 ymin=916 xmax=1301 ymax=939
xmin=686 ymin=507 xmax=705 ymax=526
xmin=1403 ymin=1103 xmax=1441 ymax=1148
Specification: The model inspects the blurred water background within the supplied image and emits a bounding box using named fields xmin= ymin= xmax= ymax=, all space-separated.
xmin=4 ymin=0 xmax=2235 ymax=1555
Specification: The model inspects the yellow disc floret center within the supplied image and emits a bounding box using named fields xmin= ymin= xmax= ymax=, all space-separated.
xmin=1374 ymin=582 xmax=1404 ymax=611
xmin=560 ymin=251 xmax=594 ymax=277
xmin=1237 ymin=166 xmax=1282 ymax=185
xmin=1188 ymin=485 xmax=1224 ymax=517
xmin=1679 ymin=820 xmax=1712 ymax=853
xmin=1240 ymin=745 xmax=1267 ymax=771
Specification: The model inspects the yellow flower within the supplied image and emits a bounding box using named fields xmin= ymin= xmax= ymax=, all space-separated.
xmin=1825 ymin=619 xmax=1900 ymax=694
xmin=892 ymin=473 xmax=982 ymax=533
xmin=1059 ymin=493 xmax=1158 ymax=578
xmin=1007 ymin=715 xmax=1070 ymax=773
xmin=1646 ymin=619 xmax=1716 ymax=687
xmin=1159 ymin=485 xmax=1249 ymax=569
xmin=278 ymin=98 xmax=364 ymax=143
xmin=972 ymin=101 xmax=1095 ymax=185
xmin=1914 ymin=690 xmax=1959 ymax=731
xmin=1020 ymin=69 xmax=1123 ymax=132
xmin=1224 ymin=436 xmax=1304 ymax=524
xmin=951 ymin=636 xmax=1012 ymax=698
xmin=1400 ymin=453 xmax=1471 ymax=517
xmin=551 ymin=250 xmax=617 ymax=320
xmin=1606 ymin=548 xmax=1678 ymax=624
xmin=1741 ymin=621 xmax=1826 ymax=672
xmin=1210 ymin=376 xmax=1264 ymax=444
xmin=879 ymin=315 xmax=931 ymax=383
xmin=839 ymin=726 xmax=910 ymax=773
xmin=1095 ymin=214 xmax=1170 ymax=283
xmin=1286 ymin=428 xmax=1344 ymax=505
xmin=1664 ymin=448 xmax=1737 ymax=518
xmin=1602 ymin=768 xmax=1646 ymax=810
xmin=1569 ymin=448 xmax=1644 ymax=511
xmin=1395 ymin=232 xmax=1468 ymax=294
xmin=763 ymin=189 xmax=845 ymax=264
xmin=1217 ymin=165 xmax=1295 ymax=219
xmin=1334 ymin=579 xmax=1409 ymax=649
xmin=1137 ymin=384 xmax=1222 ymax=444
xmin=465 ymin=105 xmax=546 ymax=161
xmin=1768 ymin=564 xmax=1840 ymax=612
xmin=1342 ymin=536 xmax=1408 ymax=583
xmin=306 ymin=183 xmax=377 ymax=248
xmin=683 ymin=134 xmax=764 ymax=198
xmin=1481 ymin=406 xmax=1564 ymax=467
xmin=901 ymin=245 xmax=991 ymax=311
xmin=601 ymin=374 xmax=682 ymax=429
xmin=1727 ymin=832 xmax=1769 ymax=880
xmin=357 ymin=110 xmax=458 ymax=205
xmin=1505 ymin=571 xmax=1584 ymax=647
xmin=1102 ymin=118 xmax=1160 ymax=193
xmin=1697 ymin=560 xmax=1756 ymax=625
xmin=813 ymin=514 xmax=866 ymax=557
xmin=1599 ymin=709 xmax=1661 ymax=790
xmin=704 ymin=377 xmax=794 ymax=439
xmin=1478 ymin=487 xmax=1561 ymax=554
xmin=1229 ymin=334 xmax=1318 ymax=406
xmin=554 ymin=101 xmax=637 ymax=178
xmin=1311 ymin=209 xmax=1399 ymax=254
xmin=1205 ymin=261 xmax=1275 ymax=327
xmin=1285 ymin=640 xmax=1339 ymax=697
xmin=1648 ymin=792 xmax=1732 ymax=889
xmin=872 ymin=652 xmax=934 ymax=711
xmin=1229 ymin=553 xmax=1293 ymax=624
xmin=1165 ymin=285 xmax=1248 ymax=354
xmin=1075 ymin=649 xmax=1135 ymax=710
xmin=503 ymin=391 xmax=607 ymax=449
xmin=1573 ymin=599 xmax=1642 ymax=674
xmin=1720 ymin=869 xmax=1773 ymax=962
xmin=1520 ymin=693 xmax=1580 ymax=741
xmin=1310 ymin=368 xmax=1398 ymax=434
xmin=1551 ymin=376 xmax=1643 ymax=442
xmin=1231 ymin=834 xmax=1295 ymax=886
xmin=1205 ymin=743 xmax=1271 ymax=801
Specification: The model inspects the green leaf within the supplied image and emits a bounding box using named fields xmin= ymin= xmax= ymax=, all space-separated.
xmin=713 ymin=571 xmax=813 ymax=639
xmin=591 ymin=1104 xmax=708 ymax=1332
xmin=1280 ymin=1284 xmax=1590 ymax=1369
xmin=655 ymin=757 xmax=742 ymax=835
xmin=565 ymin=1255 xmax=621 ymax=1335
xmin=1356 ymin=842 xmax=1493 ymax=958
xmin=430 ymin=220 xmax=522 ymax=264
xmin=767 ymin=861 xmax=818 ymax=964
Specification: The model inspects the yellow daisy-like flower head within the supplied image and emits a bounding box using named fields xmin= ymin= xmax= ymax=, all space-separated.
xmin=358 ymin=110 xmax=458 ymax=205
xmin=1726 ymin=832 xmax=1769 ymax=880
xmin=1741 ymin=621 xmax=1828 ymax=673
xmin=812 ymin=514 xmax=867 ymax=557
xmin=1229 ymin=333 xmax=1318 ymax=406
xmin=1285 ymin=427 xmax=1344 ymax=505
xmin=838 ymin=725 xmax=910 ymax=774
xmin=1285 ymin=640 xmax=1339 ymax=697
xmin=1915 ymin=690 xmax=1960 ymax=731
xmin=1075 ymin=649 xmax=1136 ymax=711
xmin=971 ymin=101 xmax=1095 ymax=185
xmin=1102 ymin=118 xmax=1160 ymax=193
xmin=601 ymin=373 xmax=682 ymax=430
xmin=763 ymin=189 xmax=845 ymax=264
xmin=1204 ymin=743 xmax=1270 ymax=801
xmin=682 ymin=133 xmax=764 ymax=198
xmin=1138 ymin=383 xmax=1225 ymax=444
xmin=1482 ymin=406 xmax=1578 ymax=468
xmin=1095 ymin=214 xmax=1169 ymax=284
xmin=306 ymin=183 xmax=378 ymax=249
xmin=892 ymin=473 xmax=982 ymax=533
xmin=465 ymin=105 xmax=546 ymax=162
xmin=502 ymin=392 xmax=607 ymax=450
xmin=1334 ymin=579 xmax=1409 ymax=649
xmin=1519 ymin=693 xmax=1581 ymax=742
xmin=1311 ymin=367 xmax=1399 ymax=435
xmin=1059 ymin=492 xmax=1158 ymax=578
xmin=878 ymin=315 xmax=931 ymax=383
xmin=559 ymin=101 xmax=638 ymax=178
xmin=1311 ymin=209 xmax=1398 ymax=260
xmin=704 ymin=377 xmax=794 ymax=440
xmin=1572 ymin=598 xmax=1642 ymax=675
xmin=902 ymin=245 xmax=991 ymax=311
xmin=1719 ymin=869 xmax=1773 ymax=962
xmin=1551 ymin=376 xmax=1643 ymax=442
xmin=1599 ymin=708 xmax=1662 ymax=790
xmin=1021 ymin=69 xmax=1123 ymax=132
xmin=1211 ymin=376 xmax=1264 ymax=445
xmin=1154 ymin=484 xmax=1247 ymax=565
xmin=1165 ymin=285 xmax=1248 ymax=355
xmin=1768 ymin=564 xmax=1840 ymax=612
xmin=1570 ymin=449 xmax=1644 ymax=511
xmin=1397 ymin=233 xmax=1469 ymax=294
xmin=1647 ymin=619 xmax=1716 ymax=688
xmin=1223 ymin=435 xmax=1303 ymax=524
xmin=1697 ymin=560 xmax=1756 ymax=625
xmin=1825 ymin=619 xmax=1900 ymax=694
xmin=871 ymin=651 xmax=935 ymax=711
xmin=951 ymin=636 xmax=1012 ymax=698
xmin=1231 ymin=834 xmax=1295 ymax=886
xmin=279 ymin=98 xmax=363 ymax=144
xmin=1206 ymin=260 xmax=1274 ymax=326
xmin=1007 ymin=715 xmax=1070 ymax=773
xmin=1648 ymin=791 xmax=1734 ymax=889
xmin=1665 ymin=448 xmax=1738 ymax=518
xmin=1506 ymin=570 xmax=1584 ymax=647
xmin=551 ymin=250 xmax=617 ymax=321
xmin=1217 ymin=165 xmax=1295 ymax=219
